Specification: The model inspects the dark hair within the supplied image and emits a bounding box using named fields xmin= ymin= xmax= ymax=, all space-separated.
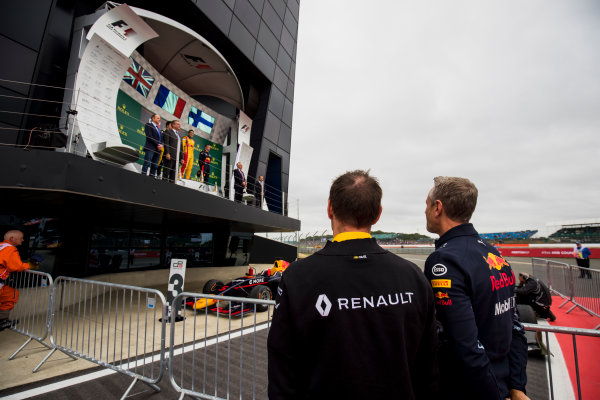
xmin=429 ymin=176 xmax=478 ymax=223
xmin=329 ymin=170 xmax=382 ymax=228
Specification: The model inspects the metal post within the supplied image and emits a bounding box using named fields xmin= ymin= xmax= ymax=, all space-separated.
xmin=572 ymin=335 xmax=582 ymax=400
xmin=175 ymin=132 xmax=181 ymax=181
xmin=546 ymin=260 xmax=551 ymax=289
xmin=66 ymin=88 xmax=80 ymax=154
xmin=569 ymin=264 xmax=575 ymax=302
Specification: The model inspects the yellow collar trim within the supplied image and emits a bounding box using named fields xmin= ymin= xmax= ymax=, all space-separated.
xmin=332 ymin=232 xmax=372 ymax=242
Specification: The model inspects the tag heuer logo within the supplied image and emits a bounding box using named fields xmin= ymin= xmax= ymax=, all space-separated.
xmin=315 ymin=294 xmax=332 ymax=317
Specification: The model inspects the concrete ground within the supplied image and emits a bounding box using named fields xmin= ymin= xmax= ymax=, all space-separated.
xmin=0 ymin=264 xmax=269 ymax=393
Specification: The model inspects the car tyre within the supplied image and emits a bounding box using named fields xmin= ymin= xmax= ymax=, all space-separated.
xmin=203 ymin=279 xmax=224 ymax=294
xmin=517 ymin=304 xmax=545 ymax=357
xmin=249 ymin=285 xmax=272 ymax=312
xmin=517 ymin=304 xmax=537 ymax=324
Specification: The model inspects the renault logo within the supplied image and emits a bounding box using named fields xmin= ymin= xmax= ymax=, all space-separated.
xmin=315 ymin=294 xmax=332 ymax=317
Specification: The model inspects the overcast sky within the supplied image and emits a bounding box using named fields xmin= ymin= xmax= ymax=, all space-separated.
xmin=287 ymin=0 xmax=600 ymax=237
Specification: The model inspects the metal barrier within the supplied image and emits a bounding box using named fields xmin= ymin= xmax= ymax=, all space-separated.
xmin=532 ymin=258 xmax=600 ymax=329
xmin=40 ymin=277 xmax=168 ymax=399
xmin=169 ymin=292 xmax=275 ymax=400
xmin=522 ymin=323 xmax=600 ymax=400
xmin=6 ymin=270 xmax=58 ymax=368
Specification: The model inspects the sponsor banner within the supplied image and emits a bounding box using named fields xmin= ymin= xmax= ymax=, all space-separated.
xmin=238 ymin=111 xmax=252 ymax=146
xmin=86 ymin=4 xmax=158 ymax=57
xmin=167 ymin=258 xmax=187 ymax=313
xmin=498 ymin=247 xmax=599 ymax=259
xmin=75 ymin=4 xmax=157 ymax=159
xmin=116 ymin=90 xmax=222 ymax=186
xmin=431 ymin=279 xmax=451 ymax=288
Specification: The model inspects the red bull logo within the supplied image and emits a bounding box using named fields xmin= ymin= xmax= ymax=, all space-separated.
xmin=483 ymin=252 xmax=509 ymax=271
xmin=490 ymin=271 xmax=515 ymax=291
xmin=435 ymin=291 xmax=449 ymax=299
xmin=435 ymin=291 xmax=452 ymax=306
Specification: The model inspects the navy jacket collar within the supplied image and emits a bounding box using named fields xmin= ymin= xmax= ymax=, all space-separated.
xmin=435 ymin=223 xmax=479 ymax=249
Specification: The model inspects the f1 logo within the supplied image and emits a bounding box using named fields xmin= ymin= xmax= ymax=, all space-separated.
xmin=111 ymin=20 xmax=135 ymax=36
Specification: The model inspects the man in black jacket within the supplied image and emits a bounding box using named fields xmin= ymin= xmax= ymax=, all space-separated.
xmin=268 ymin=170 xmax=438 ymax=400
xmin=162 ymin=120 xmax=179 ymax=182
xmin=515 ymin=273 xmax=556 ymax=321
xmin=424 ymin=176 xmax=529 ymax=400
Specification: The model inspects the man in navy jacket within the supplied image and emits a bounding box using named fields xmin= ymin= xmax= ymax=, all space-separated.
xmin=141 ymin=113 xmax=163 ymax=177
xmin=424 ymin=176 xmax=529 ymax=400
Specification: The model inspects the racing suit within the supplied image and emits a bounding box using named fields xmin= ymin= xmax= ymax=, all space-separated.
xmin=424 ymin=224 xmax=528 ymax=400
xmin=268 ymin=233 xmax=438 ymax=400
xmin=0 ymin=242 xmax=31 ymax=315
xmin=198 ymin=150 xmax=211 ymax=183
xmin=180 ymin=136 xmax=195 ymax=179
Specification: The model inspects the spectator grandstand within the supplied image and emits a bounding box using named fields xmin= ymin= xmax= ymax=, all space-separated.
xmin=479 ymin=230 xmax=538 ymax=241
xmin=549 ymin=226 xmax=600 ymax=243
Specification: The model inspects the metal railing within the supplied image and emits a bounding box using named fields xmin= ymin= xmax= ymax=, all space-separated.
xmin=169 ymin=293 xmax=274 ymax=400
xmin=522 ymin=323 xmax=600 ymax=400
xmin=6 ymin=270 xmax=56 ymax=367
xmin=3 ymin=271 xmax=600 ymax=399
xmin=532 ymin=258 xmax=600 ymax=329
xmin=40 ymin=276 xmax=168 ymax=399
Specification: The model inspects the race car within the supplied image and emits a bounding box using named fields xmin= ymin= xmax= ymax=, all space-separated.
xmin=185 ymin=259 xmax=290 ymax=316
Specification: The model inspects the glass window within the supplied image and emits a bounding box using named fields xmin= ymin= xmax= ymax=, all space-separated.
xmin=89 ymin=229 xmax=129 ymax=272
xmin=129 ymin=231 xmax=161 ymax=269
xmin=166 ymin=233 xmax=213 ymax=267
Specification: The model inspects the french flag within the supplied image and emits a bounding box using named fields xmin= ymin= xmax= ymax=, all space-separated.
xmin=154 ymin=85 xmax=186 ymax=118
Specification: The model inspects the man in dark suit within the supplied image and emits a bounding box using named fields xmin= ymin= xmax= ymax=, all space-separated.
xmin=141 ymin=113 xmax=163 ymax=177
xmin=162 ymin=120 xmax=179 ymax=182
xmin=254 ymin=175 xmax=265 ymax=208
xmin=233 ymin=162 xmax=246 ymax=203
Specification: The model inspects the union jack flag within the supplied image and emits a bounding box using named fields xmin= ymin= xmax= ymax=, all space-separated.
xmin=123 ymin=58 xmax=154 ymax=97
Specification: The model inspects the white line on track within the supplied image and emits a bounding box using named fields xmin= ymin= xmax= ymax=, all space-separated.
xmin=537 ymin=320 xmax=576 ymax=400
xmin=3 ymin=323 xmax=270 ymax=400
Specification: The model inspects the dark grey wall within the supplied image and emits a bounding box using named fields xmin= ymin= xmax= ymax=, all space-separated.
xmin=0 ymin=0 xmax=77 ymax=146
xmin=194 ymin=0 xmax=299 ymax=203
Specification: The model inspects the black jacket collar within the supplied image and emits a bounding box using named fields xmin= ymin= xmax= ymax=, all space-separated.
xmin=435 ymin=223 xmax=479 ymax=249
xmin=318 ymin=238 xmax=386 ymax=256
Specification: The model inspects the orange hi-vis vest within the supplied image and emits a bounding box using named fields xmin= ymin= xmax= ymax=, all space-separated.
xmin=0 ymin=242 xmax=29 ymax=280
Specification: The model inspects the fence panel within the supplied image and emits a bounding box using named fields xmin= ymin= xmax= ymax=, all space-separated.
xmin=571 ymin=266 xmax=600 ymax=319
xmin=169 ymin=292 xmax=275 ymax=400
xmin=41 ymin=276 xmax=168 ymax=398
xmin=523 ymin=323 xmax=600 ymax=400
xmin=6 ymin=270 xmax=54 ymax=365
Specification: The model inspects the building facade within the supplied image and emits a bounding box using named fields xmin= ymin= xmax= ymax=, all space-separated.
xmin=0 ymin=0 xmax=300 ymax=277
